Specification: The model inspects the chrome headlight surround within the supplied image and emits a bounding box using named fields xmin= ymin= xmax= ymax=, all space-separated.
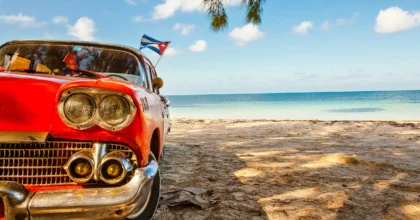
xmin=97 ymin=94 xmax=137 ymax=131
xmin=58 ymin=87 xmax=137 ymax=131
xmin=63 ymin=150 xmax=95 ymax=183
xmin=58 ymin=92 xmax=96 ymax=130
xmin=99 ymin=151 xmax=134 ymax=185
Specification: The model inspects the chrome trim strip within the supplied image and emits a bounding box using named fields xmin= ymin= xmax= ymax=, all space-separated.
xmin=0 ymin=40 xmax=145 ymax=60
xmin=0 ymin=132 xmax=48 ymax=143
xmin=92 ymin=143 xmax=107 ymax=181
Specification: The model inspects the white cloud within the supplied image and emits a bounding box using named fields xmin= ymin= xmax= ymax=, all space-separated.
xmin=229 ymin=24 xmax=264 ymax=46
xmin=52 ymin=16 xmax=68 ymax=24
xmin=336 ymin=13 xmax=359 ymax=26
xmin=335 ymin=18 xmax=348 ymax=26
xmin=0 ymin=13 xmax=46 ymax=28
xmin=125 ymin=0 xmax=137 ymax=5
xmin=173 ymin=23 xmax=196 ymax=35
xmin=293 ymin=21 xmax=313 ymax=34
xmin=152 ymin=0 xmax=241 ymax=20
xmin=320 ymin=13 xmax=359 ymax=31
xmin=375 ymin=7 xmax=420 ymax=34
xmin=132 ymin=16 xmax=145 ymax=22
xmin=67 ymin=17 xmax=97 ymax=41
xmin=52 ymin=16 xmax=97 ymax=40
xmin=189 ymin=40 xmax=207 ymax=52
xmin=320 ymin=21 xmax=330 ymax=31
xmin=164 ymin=48 xmax=182 ymax=56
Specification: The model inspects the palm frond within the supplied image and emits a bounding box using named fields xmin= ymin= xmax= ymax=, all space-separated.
xmin=204 ymin=0 xmax=265 ymax=31
xmin=203 ymin=0 xmax=228 ymax=31
xmin=245 ymin=0 xmax=265 ymax=24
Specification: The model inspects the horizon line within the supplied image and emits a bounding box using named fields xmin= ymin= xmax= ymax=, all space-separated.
xmin=166 ymin=89 xmax=420 ymax=96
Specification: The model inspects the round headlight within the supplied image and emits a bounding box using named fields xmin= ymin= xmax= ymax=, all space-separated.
xmin=99 ymin=95 xmax=130 ymax=125
xmin=64 ymin=94 xmax=95 ymax=124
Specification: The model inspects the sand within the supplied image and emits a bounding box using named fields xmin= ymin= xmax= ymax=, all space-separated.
xmin=153 ymin=119 xmax=420 ymax=220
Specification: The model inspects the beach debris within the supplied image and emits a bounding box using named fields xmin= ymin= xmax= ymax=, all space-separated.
xmin=231 ymin=192 xmax=246 ymax=201
xmin=161 ymin=187 xmax=218 ymax=209
xmin=207 ymin=176 xmax=217 ymax=182
xmin=344 ymin=199 xmax=361 ymax=207
xmin=183 ymin=144 xmax=200 ymax=148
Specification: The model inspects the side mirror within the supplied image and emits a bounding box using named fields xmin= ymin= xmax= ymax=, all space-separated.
xmin=0 ymin=66 xmax=5 ymax=72
xmin=152 ymin=77 xmax=164 ymax=90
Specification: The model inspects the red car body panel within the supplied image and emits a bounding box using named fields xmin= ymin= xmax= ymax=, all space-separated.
xmin=0 ymin=72 xmax=164 ymax=167
xmin=0 ymin=73 xmax=68 ymax=132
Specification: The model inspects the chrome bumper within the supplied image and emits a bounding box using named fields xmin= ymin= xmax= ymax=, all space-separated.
xmin=0 ymin=160 xmax=158 ymax=220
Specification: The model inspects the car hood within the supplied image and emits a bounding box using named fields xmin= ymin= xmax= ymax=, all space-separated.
xmin=0 ymin=72 xmax=135 ymax=133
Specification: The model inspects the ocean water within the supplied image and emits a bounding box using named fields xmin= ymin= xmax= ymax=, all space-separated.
xmin=167 ymin=90 xmax=420 ymax=120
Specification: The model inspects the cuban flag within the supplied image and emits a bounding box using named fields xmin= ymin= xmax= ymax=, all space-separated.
xmin=140 ymin=35 xmax=170 ymax=56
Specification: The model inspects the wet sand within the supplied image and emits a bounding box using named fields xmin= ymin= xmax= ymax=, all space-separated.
xmin=154 ymin=119 xmax=420 ymax=220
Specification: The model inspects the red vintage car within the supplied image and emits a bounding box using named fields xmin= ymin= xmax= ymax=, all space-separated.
xmin=0 ymin=40 xmax=171 ymax=219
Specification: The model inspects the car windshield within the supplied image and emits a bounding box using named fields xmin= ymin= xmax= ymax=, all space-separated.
xmin=0 ymin=43 xmax=140 ymax=76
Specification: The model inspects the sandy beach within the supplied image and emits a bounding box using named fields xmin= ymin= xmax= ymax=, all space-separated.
xmin=154 ymin=119 xmax=420 ymax=220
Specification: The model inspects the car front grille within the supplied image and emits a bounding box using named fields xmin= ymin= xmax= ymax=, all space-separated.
xmin=0 ymin=141 xmax=137 ymax=186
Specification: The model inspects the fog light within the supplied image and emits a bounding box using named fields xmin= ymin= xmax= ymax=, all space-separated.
xmin=106 ymin=162 xmax=123 ymax=178
xmin=75 ymin=160 xmax=92 ymax=177
xmin=99 ymin=151 xmax=133 ymax=185
xmin=63 ymin=151 xmax=95 ymax=184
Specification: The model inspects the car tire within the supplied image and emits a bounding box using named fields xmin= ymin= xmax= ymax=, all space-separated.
xmin=127 ymin=153 xmax=161 ymax=220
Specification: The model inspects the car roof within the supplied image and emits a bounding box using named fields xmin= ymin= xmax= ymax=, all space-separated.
xmin=0 ymin=39 xmax=147 ymax=59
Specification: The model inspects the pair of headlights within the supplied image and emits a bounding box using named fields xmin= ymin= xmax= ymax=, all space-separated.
xmin=58 ymin=88 xmax=137 ymax=131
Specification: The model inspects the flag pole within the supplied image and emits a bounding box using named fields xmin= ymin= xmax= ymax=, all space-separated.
xmin=154 ymin=56 xmax=163 ymax=68
xmin=154 ymin=41 xmax=171 ymax=68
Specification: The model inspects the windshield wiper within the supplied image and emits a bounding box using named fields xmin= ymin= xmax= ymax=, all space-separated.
xmin=10 ymin=69 xmax=50 ymax=74
xmin=63 ymin=67 xmax=108 ymax=79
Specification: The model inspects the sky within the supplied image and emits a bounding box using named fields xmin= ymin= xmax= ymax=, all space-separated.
xmin=0 ymin=0 xmax=420 ymax=95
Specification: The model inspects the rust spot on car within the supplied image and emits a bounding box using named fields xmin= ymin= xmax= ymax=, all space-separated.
xmin=140 ymin=97 xmax=149 ymax=112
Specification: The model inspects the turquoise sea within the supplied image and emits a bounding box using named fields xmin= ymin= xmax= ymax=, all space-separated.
xmin=167 ymin=90 xmax=420 ymax=120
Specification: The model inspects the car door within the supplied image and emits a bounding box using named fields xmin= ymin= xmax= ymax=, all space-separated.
xmin=144 ymin=60 xmax=171 ymax=141
xmin=148 ymin=62 xmax=170 ymax=140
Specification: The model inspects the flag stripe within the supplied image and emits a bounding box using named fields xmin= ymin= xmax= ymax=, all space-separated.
xmin=139 ymin=34 xmax=170 ymax=56
xmin=145 ymin=45 xmax=161 ymax=55
xmin=141 ymin=34 xmax=162 ymax=44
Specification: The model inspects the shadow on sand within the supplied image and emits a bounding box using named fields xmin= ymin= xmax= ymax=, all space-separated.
xmin=154 ymin=119 xmax=420 ymax=220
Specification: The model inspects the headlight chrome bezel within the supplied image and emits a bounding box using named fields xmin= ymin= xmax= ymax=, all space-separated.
xmin=60 ymin=93 xmax=97 ymax=129
xmin=58 ymin=88 xmax=137 ymax=131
